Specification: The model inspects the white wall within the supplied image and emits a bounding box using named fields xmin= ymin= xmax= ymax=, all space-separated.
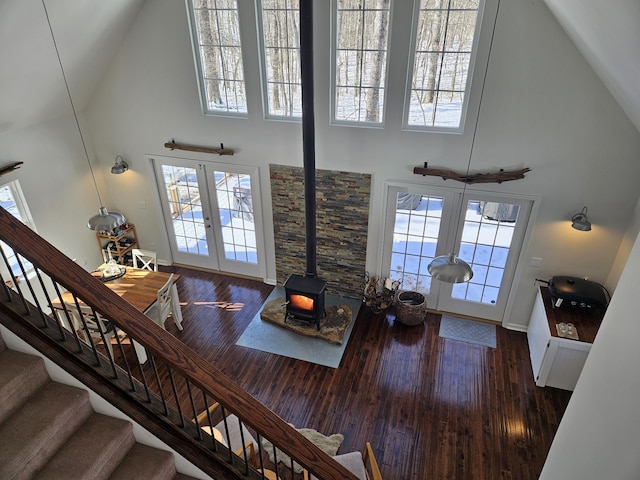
xmin=543 ymin=0 xmax=640 ymax=133
xmin=4 ymin=0 xmax=640 ymax=328
xmin=540 ymin=221 xmax=640 ymax=479
xmin=0 ymin=114 xmax=107 ymax=270
xmin=607 ymin=195 xmax=640 ymax=292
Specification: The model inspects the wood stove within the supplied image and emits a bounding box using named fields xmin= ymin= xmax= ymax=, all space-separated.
xmin=281 ymin=1 xmax=327 ymax=331
xmin=284 ymin=274 xmax=326 ymax=330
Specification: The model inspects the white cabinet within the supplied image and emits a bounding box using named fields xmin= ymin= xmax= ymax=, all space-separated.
xmin=527 ymin=287 xmax=603 ymax=391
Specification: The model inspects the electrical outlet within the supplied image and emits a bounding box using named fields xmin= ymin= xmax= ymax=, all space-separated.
xmin=138 ymin=201 xmax=148 ymax=209
xmin=530 ymin=257 xmax=543 ymax=267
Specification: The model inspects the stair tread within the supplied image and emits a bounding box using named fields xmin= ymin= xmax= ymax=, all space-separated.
xmin=33 ymin=413 xmax=135 ymax=480
xmin=0 ymin=335 xmax=207 ymax=480
xmin=0 ymin=381 xmax=93 ymax=480
xmin=108 ymin=443 xmax=176 ymax=480
xmin=0 ymin=349 xmax=49 ymax=425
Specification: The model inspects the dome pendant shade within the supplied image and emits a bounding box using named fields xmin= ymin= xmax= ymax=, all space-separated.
xmin=87 ymin=207 xmax=126 ymax=232
xmin=428 ymin=253 xmax=474 ymax=283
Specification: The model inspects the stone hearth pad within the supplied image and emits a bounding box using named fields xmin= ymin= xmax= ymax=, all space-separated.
xmin=260 ymin=298 xmax=352 ymax=345
xmin=236 ymin=286 xmax=361 ymax=368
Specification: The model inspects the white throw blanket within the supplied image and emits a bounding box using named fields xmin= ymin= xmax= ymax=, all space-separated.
xmin=261 ymin=426 xmax=344 ymax=474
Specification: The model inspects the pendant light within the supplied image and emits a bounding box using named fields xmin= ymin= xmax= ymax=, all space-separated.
xmin=43 ymin=0 xmax=125 ymax=232
xmin=428 ymin=0 xmax=502 ymax=284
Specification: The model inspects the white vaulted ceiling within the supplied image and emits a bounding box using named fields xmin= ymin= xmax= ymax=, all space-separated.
xmin=0 ymin=0 xmax=144 ymax=134
xmin=545 ymin=0 xmax=640 ymax=132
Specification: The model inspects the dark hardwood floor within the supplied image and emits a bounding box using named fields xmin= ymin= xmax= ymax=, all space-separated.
xmin=160 ymin=266 xmax=571 ymax=480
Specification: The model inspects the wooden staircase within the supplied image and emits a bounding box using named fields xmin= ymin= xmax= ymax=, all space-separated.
xmin=0 ymin=333 xmax=200 ymax=480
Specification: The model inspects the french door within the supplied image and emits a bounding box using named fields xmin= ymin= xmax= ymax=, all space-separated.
xmin=382 ymin=183 xmax=533 ymax=322
xmin=150 ymin=156 xmax=265 ymax=279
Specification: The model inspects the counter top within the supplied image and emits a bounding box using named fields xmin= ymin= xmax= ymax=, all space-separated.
xmin=539 ymin=286 xmax=604 ymax=344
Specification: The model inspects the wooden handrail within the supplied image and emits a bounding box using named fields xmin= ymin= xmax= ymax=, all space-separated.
xmin=0 ymin=206 xmax=357 ymax=480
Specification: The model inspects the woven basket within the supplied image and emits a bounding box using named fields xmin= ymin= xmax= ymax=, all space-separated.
xmin=395 ymin=291 xmax=427 ymax=326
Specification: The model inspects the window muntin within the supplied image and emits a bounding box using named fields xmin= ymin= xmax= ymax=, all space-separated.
xmin=332 ymin=0 xmax=392 ymax=126
xmin=405 ymin=0 xmax=483 ymax=131
xmin=257 ymin=0 xmax=302 ymax=119
xmin=0 ymin=180 xmax=36 ymax=278
xmin=188 ymin=0 xmax=248 ymax=116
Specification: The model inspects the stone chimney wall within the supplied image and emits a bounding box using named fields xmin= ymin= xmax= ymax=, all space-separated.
xmin=270 ymin=164 xmax=371 ymax=300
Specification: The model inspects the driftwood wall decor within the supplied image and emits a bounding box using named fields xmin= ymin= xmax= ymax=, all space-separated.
xmin=164 ymin=139 xmax=234 ymax=156
xmin=0 ymin=162 xmax=23 ymax=178
xmin=413 ymin=163 xmax=530 ymax=184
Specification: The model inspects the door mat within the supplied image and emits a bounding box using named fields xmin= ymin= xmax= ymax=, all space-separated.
xmin=236 ymin=287 xmax=361 ymax=368
xmin=439 ymin=315 xmax=497 ymax=348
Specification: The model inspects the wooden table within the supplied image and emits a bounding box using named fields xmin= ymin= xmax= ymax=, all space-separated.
xmin=53 ymin=267 xmax=182 ymax=362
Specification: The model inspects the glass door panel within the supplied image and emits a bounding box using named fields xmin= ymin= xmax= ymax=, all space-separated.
xmin=382 ymin=185 xmax=458 ymax=307
xmin=389 ymin=193 xmax=443 ymax=294
xmin=452 ymin=201 xmax=520 ymax=304
xmin=435 ymin=195 xmax=532 ymax=321
xmin=154 ymin=159 xmax=217 ymax=269
xmin=164 ymin=165 xmax=209 ymax=256
xmin=207 ymin=169 xmax=264 ymax=277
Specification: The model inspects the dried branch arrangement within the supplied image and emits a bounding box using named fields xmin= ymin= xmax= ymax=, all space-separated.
xmin=363 ymin=272 xmax=400 ymax=314
xmin=0 ymin=161 xmax=23 ymax=178
xmin=413 ymin=164 xmax=530 ymax=184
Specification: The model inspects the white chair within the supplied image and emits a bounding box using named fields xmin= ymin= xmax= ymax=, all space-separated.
xmin=101 ymin=248 xmax=113 ymax=264
xmin=64 ymin=301 xmax=115 ymax=361
xmin=132 ymin=248 xmax=158 ymax=271
xmin=303 ymin=442 xmax=382 ymax=480
xmin=145 ymin=273 xmax=183 ymax=330
xmin=194 ymin=403 xmax=258 ymax=468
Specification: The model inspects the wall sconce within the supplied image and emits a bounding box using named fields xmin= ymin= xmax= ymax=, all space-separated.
xmin=111 ymin=155 xmax=128 ymax=174
xmin=571 ymin=206 xmax=592 ymax=231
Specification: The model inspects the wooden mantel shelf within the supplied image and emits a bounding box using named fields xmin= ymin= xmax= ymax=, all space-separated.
xmin=164 ymin=140 xmax=234 ymax=156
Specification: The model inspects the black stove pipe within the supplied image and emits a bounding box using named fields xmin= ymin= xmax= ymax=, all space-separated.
xmin=300 ymin=0 xmax=317 ymax=278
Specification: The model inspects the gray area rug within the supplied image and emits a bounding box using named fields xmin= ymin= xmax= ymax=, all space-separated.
xmin=439 ymin=315 xmax=497 ymax=348
xmin=236 ymin=287 xmax=361 ymax=368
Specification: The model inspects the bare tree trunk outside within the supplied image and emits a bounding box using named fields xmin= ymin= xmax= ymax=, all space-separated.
xmin=425 ymin=0 xmax=446 ymax=105
xmin=414 ymin=13 xmax=429 ymax=120
xmin=365 ymin=2 xmax=389 ymax=122
xmin=271 ymin=12 xmax=283 ymax=112
xmin=200 ymin=6 xmax=223 ymax=106
xmin=229 ymin=8 xmax=244 ymax=106
xmin=354 ymin=7 xmax=363 ymax=115
xmin=290 ymin=9 xmax=301 ymax=116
